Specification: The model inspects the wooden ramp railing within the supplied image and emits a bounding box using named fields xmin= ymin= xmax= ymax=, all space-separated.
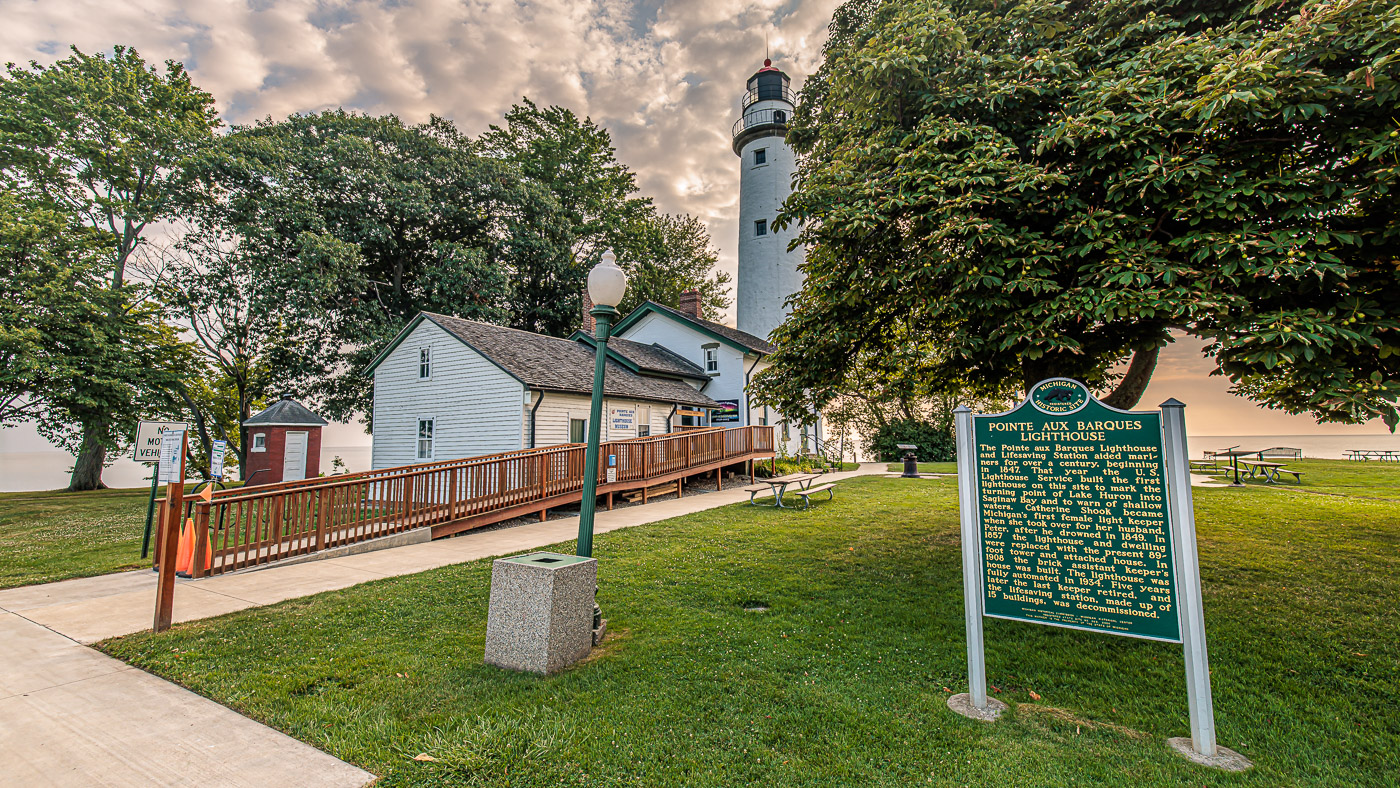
xmin=166 ymin=425 xmax=774 ymax=578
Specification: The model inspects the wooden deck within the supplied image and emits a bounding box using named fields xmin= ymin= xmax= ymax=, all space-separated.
xmin=165 ymin=426 xmax=775 ymax=577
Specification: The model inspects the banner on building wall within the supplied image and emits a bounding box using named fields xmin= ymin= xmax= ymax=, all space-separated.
xmin=712 ymin=400 xmax=741 ymax=423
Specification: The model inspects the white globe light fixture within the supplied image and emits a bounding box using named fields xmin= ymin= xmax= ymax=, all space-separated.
xmin=588 ymin=250 xmax=628 ymax=308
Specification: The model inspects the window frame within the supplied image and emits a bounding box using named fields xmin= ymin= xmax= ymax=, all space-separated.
xmin=754 ymin=219 xmax=767 ymax=237
xmin=569 ymin=418 xmax=586 ymax=444
xmin=251 ymin=433 xmax=266 ymax=453
xmin=418 ymin=347 xmax=432 ymax=380
xmin=417 ymin=417 xmax=435 ymax=460
xmin=753 ymin=148 xmax=766 ymax=165
xmin=703 ymin=347 xmax=719 ymax=374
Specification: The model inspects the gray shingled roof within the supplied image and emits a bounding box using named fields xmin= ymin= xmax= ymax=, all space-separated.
xmin=243 ymin=396 xmax=328 ymax=426
xmin=606 ymin=338 xmax=708 ymax=380
xmin=423 ymin=313 xmax=718 ymax=408
xmin=644 ymin=301 xmax=777 ymax=355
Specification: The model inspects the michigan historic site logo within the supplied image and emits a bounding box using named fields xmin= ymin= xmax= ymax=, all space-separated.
xmin=1029 ymin=378 xmax=1089 ymax=415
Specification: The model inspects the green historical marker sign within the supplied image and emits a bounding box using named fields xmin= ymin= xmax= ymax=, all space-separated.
xmin=973 ymin=378 xmax=1181 ymax=642
xmin=952 ymin=380 xmax=1233 ymax=764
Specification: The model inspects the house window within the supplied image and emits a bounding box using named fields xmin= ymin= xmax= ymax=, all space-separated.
xmin=251 ymin=433 xmax=266 ymax=452
xmin=570 ymin=418 xmax=586 ymax=444
xmin=704 ymin=347 xmax=718 ymax=373
xmin=781 ymin=421 xmax=790 ymax=442
xmin=754 ymin=219 xmax=767 ymax=237
xmin=417 ymin=418 xmax=435 ymax=460
xmin=419 ymin=347 xmax=432 ymax=379
xmin=638 ymin=425 xmax=650 ymax=437
xmin=753 ymin=148 xmax=766 ymax=165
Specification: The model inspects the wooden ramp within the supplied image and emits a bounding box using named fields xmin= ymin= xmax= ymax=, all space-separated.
xmin=166 ymin=426 xmax=775 ymax=578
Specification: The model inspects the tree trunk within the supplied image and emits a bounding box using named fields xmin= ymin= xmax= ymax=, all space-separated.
xmin=67 ymin=426 xmax=108 ymax=491
xmin=1101 ymin=347 xmax=1161 ymax=410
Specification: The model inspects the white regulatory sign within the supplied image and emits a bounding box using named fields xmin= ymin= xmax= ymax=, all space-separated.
xmin=210 ymin=439 xmax=227 ymax=481
xmin=132 ymin=421 xmax=188 ymax=464
xmin=157 ymin=428 xmax=186 ymax=484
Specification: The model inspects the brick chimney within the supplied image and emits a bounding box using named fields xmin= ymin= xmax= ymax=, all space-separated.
xmin=678 ymin=289 xmax=702 ymax=319
xmin=581 ymin=286 xmax=595 ymax=334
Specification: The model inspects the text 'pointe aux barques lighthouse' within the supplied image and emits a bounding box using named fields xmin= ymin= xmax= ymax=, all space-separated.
xmin=733 ymin=58 xmax=805 ymax=342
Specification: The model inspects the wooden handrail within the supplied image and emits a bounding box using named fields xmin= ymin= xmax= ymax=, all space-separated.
xmin=175 ymin=425 xmax=774 ymax=578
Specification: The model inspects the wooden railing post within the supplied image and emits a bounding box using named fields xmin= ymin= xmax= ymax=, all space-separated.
xmin=403 ymin=474 xmax=415 ymax=527
xmin=316 ymin=488 xmax=330 ymax=551
xmin=191 ymin=502 xmax=211 ymax=579
xmin=449 ymin=467 xmax=459 ymax=520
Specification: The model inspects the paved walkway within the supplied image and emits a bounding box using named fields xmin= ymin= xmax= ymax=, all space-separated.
xmin=0 ymin=463 xmax=888 ymax=787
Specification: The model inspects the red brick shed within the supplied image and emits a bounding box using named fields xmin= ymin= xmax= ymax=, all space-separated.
xmin=242 ymin=395 xmax=328 ymax=486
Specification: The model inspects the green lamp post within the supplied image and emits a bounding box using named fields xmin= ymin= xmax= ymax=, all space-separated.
xmin=576 ymin=250 xmax=628 ymax=558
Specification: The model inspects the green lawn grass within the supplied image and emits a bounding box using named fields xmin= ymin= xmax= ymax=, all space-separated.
xmin=886 ymin=461 xmax=958 ymax=474
xmin=0 ymin=486 xmax=155 ymax=588
xmin=100 ymin=475 xmax=1399 ymax=786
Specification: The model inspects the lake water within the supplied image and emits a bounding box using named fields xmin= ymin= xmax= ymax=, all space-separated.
xmin=0 ymin=436 xmax=1393 ymax=493
xmin=0 ymin=445 xmax=374 ymax=493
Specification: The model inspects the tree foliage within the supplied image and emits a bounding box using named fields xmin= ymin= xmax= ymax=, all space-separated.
xmin=620 ymin=212 xmax=732 ymax=320
xmin=0 ymin=46 xmax=216 ymax=487
xmin=758 ymin=0 xmax=1400 ymax=430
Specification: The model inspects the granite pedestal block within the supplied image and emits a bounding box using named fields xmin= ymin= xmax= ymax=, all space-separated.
xmin=484 ymin=552 xmax=597 ymax=675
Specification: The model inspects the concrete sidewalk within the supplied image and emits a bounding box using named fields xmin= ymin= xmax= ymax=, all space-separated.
xmin=0 ymin=462 xmax=887 ymax=787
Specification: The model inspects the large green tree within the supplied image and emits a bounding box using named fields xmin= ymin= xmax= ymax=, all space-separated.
xmin=185 ymin=111 xmax=559 ymax=423
xmin=756 ymin=0 xmax=1400 ymax=429
xmin=0 ymin=45 xmax=220 ymax=487
xmin=620 ymin=212 xmax=732 ymax=320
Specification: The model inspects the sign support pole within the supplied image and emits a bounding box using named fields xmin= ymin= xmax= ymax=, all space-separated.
xmin=954 ymin=405 xmax=989 ymax=709
xmin=1160 ymin=398 xmax=1217 ymax=756
xmin=153 ymin=430 xmax=188 ymax=633
xmin=140 ymin=468 xmax=159 ymax=559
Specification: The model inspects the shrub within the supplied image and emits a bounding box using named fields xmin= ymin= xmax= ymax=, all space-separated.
xmin=867 ymin=419 xmax=954 ymax=462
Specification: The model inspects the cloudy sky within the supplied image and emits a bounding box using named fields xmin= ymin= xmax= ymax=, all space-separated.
xmin=0 ymin=0 xmax=1389 ymax=447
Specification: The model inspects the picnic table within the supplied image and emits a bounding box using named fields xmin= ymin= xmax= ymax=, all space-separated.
xmin=1215 ymin=449 xmax=1260 ymax=486
xmin=1239 ymin=459 xmax=1286 ymax=483
xmin=745 ymin=473 xmax=821 ymax=508
xmin=1345 ymin=449 xmax=1400 ymax=462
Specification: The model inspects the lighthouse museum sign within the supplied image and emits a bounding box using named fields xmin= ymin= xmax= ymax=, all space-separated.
xmin=975 ymin=378 xmax=1179 ymax=641
xmin=951 ymin=379 xmax=1246 ymax=768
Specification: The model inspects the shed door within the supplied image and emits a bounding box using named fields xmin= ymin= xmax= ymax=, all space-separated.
xmin=283 ymin=431 xmax=309 ymax=481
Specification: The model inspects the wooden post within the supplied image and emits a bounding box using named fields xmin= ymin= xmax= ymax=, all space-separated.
xmin=716 ymin=466 xmax=722 ymax=491
xmin=403 ymin=474 xmax=415 ymax=526
xmin=191 ymin=501 xmax=211 ymax=579
xmin=607 ymin=492 xmax=613 ymax=511
xmin=677 ymin=479 xmax=683 ymax=498
xmin=540 ymin=507 xmax=548 ymax=522
xmin=449 ymin=467 xmax=459 ymax=520
xmin=316 ymin=488 xmax=330 ymax=551
xmin=151 ymin=493 xmax=168 ymax=567
xmin=153 ymin=430 xmax=187 ymax=633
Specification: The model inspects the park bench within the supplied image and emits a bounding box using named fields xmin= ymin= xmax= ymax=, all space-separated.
xmin=1189 ymin=459 xmax=1219 ymax=473
xmin=785 ymin=483 xmax=836 ymax=510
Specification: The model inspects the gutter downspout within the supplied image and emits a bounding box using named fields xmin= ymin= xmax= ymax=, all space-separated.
xmin=529 ymin=390 xmax=546 ymax=448
xmin=743 ymin=353 xmax=763 ymax=426
xmin=667 ymin=404 xmax=678 ymax=434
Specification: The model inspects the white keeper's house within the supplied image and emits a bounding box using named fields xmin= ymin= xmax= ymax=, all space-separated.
xmin=365 ymin=292 xmax=814 ymax=469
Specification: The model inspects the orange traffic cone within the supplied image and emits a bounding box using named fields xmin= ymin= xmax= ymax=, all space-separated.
xmin=175 ymin=518 xmax=195 ymax=578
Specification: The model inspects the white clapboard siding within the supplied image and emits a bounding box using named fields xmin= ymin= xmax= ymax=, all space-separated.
xmin=530 ymin=393 xmax=682 ymax=447
xmin=371 ymin=320 xmax=526 ymax=469
xmin=614 ymin=311 xmax=752 ymax=423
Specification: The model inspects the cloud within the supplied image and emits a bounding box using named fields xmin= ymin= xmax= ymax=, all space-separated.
xmin=0 ymin=0 xmax=841 ymax=304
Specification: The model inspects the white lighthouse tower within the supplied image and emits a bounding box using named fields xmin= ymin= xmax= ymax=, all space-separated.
xmin=733 ymin=59 xmax=804 ymax=341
